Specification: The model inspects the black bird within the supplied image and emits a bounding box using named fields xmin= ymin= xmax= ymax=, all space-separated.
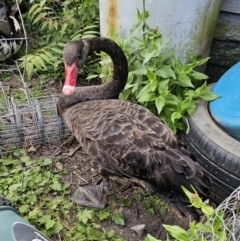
xmin=0 ymin=0 xmax=23 ymax=61
xmin=57 ymin=37 xmax=211 ymax=220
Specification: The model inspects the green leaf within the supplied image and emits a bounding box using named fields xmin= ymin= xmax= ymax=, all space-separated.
xmin=163 ymin=224 xmax=188 ymax=241
xmin=181 ymin=186 xmax=202 ymax=208
xmin=171 ymin=112 xmax=182 ymax=124
xmin=147 ymin=70 xmax=157 ymax=91
xmin=178 ymin=75 xmax=194 ymax=88
xmin=51 ymin=47 xmax=63 ymax=54
xmin=29 ymin=6 xmax=42 ymax=20
xmin=133 ymin=194 xmax=142 ymax=201
xmin=158 ymin=79 xmax=169 ymax=93
xmin=78 ymin=209 xmax=93 ymax=224
xmin=21 ymin=156 xmax=31 ymax=166
xmin=51 ymin=179 xmax=62 ymax=191
xmin=96 ymin=210 xmax=111 ymax=221
xmin=142 ymin=50 xmax=158 ymax=65
xmin=137 ymin=91 xmax=156 ymax=102
xmin=123 ymin=198 xmax=132 ymax=207
xmin=191 ymin=71 xmax=209 ymax=80
xmin=147 ymin=208 xmax=155 ymax=216
xmin=196 ymin=82 xmax=221 ymax=100
xmin=46 ymin=219 xmax=55 ymax=230
xmin=155 ymin=95 xmax=165 ymax=114
xmin=112 ymin=213 xmax=125 ymax=226
xmin=19 ymin=205 xmax=28 ymax=214
xmin=156 ymin=65 xmax=176 ymax=79
xmin=196 ymin=57 xmax=210 ymax=66
xmin=39 ymin=53 xmax=51 ymax=63
xmin=201 ymin=203 xmax=214 ymax=217
xmin=40 ymin=0 xmax=47 ymax=8
xmin=145 ymin=234 xmax=161 ymax=241
xmin=132 ymin=65 xmax=147 ymax=75
xmin=52 ymin=221 xmax=63 ymax=234
xmin=32 ymin=55 xmax=47 ymax=69
xmin=33 ymin=12 xmax=47 ymax=24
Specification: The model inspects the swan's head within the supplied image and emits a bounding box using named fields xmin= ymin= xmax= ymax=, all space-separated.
xmin=62 ymin=40 xmax=89 ymax=95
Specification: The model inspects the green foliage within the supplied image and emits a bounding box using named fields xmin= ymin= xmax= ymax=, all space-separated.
xmin=146 ymin=186 xmax=227 ymax=241
xmin=20 ymin=0 xmax=99 ymax=79
xmin=95 ymin=10 xmax=220 ymax=133
xmin=0 ymin=150 xmax=123 ymax=240
xmin=112 ymin=212 xmax=126 ymax=226
xmin=144 ymin=195 xmax=167 ymax=216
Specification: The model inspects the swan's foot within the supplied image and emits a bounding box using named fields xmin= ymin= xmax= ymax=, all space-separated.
xmin=71 ymin=179 xmax=108 ymax=209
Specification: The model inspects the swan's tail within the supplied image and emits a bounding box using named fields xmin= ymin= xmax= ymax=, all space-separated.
xmin=147 ymin=147 xmax=211 ymax=220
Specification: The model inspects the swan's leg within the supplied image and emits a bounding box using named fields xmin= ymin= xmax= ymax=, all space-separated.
xmin=67 ymin=143 xmax=82 ymax=156
xmin=63 ymin=135 xmax=76 ymax=146
xmin=54 ymin=135 xmax=82 ymax=156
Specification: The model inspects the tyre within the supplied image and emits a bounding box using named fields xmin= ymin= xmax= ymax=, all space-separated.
xmin=180 ymin=86 xmax=240 ymax=204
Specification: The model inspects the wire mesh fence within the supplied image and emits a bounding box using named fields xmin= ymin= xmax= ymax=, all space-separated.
xmin=0 ymin=0 xmax=72 ymax=204
xmin=0 ymin=85 xmax=71 ymax=156
xmin=194 ymin=186 xmax=240 ymax=241
xmin=0 ymin=0 xmax=72 ymax=156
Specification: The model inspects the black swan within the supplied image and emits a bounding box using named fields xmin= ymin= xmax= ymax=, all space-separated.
xmin=57 ymin=37 xmax=211 ymax=220
xmin=0 ymin=1 xmax=23 ymax=61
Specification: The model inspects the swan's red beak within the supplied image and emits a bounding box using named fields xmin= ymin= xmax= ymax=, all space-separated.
xmin=63 ymin=61 xmax=77 ymax=95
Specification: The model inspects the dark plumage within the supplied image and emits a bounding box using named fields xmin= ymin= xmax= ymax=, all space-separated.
xmin=57 ymin=37 xmax=211 ymax=220
xmin=0 ymin=1 xmax=23 ymax=61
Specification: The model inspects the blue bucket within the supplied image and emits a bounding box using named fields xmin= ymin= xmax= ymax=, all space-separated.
xmin=209 ymin=62 xmax=240 ymax=141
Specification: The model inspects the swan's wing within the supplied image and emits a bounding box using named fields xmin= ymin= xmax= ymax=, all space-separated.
xmin=64 ymin=99 xmax=211 ymax=208
xmin=64 ymin=99 xmax=177 ymax=145
xmin=64 ymin=99 xmax=206 ymax=180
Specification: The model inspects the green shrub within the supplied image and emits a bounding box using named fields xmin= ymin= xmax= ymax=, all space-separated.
xmin=19 ymin=0 xmax=99 ymax=79
xmin=93 ymin=10 xmax=219 ymax=133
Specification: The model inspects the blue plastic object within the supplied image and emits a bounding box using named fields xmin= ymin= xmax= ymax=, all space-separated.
xmin=209 ymin=62 xmax=240 ymax=141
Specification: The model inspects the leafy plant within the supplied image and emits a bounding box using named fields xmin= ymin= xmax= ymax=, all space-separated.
xmin=0 ymin=150 xmax=123 ymax=240
xmin=144 ymin=195 xmax=167 ymax=216
xmin=145 ymin=186 xmax=227 ymax=241
xmin=112 ymin=212 xmax=126 ymax=226
xmin=20 ymin=0 xmax=99 ymax=79
xmin=94 ymin=10 xmax=219 ymax=133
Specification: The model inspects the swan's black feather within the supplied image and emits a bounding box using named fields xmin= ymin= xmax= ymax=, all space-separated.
xmin=57 ymin=37 xmax=212 ymax=220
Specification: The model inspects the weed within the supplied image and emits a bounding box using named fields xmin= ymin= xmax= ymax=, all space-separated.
xmin=0 ymin=150 xmax=124 ymax=240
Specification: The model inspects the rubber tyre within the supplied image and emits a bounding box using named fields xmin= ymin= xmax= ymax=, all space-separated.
xmin=180 ymin=87 xmax=240 ymax=204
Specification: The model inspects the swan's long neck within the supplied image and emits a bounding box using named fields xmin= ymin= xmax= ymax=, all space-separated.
xmin=58 ymin=37 xmax=128 ymax=116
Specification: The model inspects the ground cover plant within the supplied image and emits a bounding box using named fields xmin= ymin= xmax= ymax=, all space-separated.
xmin=0 ymin=148 xmax=124 ymax=240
